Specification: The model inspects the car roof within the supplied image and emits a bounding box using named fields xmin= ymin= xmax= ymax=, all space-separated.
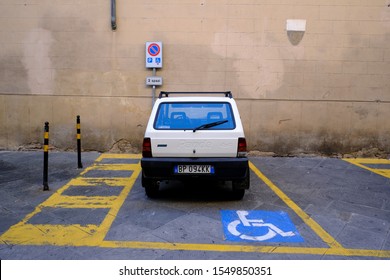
xmin=157 ymin=96 xmax=235 ymax=103
xmin=159 ymin=91 xmax=233 ymax=98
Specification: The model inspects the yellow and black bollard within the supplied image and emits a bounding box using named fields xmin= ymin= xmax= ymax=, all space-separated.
xmin=43 ymin=122 xmax=49 ymax=191
xmin=77 ymin=115 xmax=83 ymax=169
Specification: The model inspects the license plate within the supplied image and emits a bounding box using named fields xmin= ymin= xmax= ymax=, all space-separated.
xmin=174 ymin=165 xmax=214 ymax=174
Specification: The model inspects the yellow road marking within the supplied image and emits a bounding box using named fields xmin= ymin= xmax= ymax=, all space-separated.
xmin=343 ymin=158 xmax=390 ymax=179
xmin=95 ymin=153 xmax=142 ymax=162
xmin=80 ymin=163 xmax=140 ymax=174
xmin=43 ymin=195 xmax=118 ymax=208
xmin=248 ymin=162 xmax=343 ymax=249
xmin=100 ymin=240 xmax=390 ymax=258
xmin=344 ymin=158 xmax=390 ymax=164
xmin=69 ymin=177 xmax=133 ymax=187
xmin=2 ymin=224 xmax=100 ymax=246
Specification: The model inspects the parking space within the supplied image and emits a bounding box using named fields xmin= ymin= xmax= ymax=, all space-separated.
xmin=0 ymin=152 xmax=389 ymax=259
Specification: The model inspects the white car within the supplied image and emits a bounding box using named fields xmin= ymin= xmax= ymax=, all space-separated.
xmin=141 ymin=92 xmax=249 ymax=199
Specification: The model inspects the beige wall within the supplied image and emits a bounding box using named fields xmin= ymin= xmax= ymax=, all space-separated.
xmin=1 ymin=0 xmax=389 ymax=154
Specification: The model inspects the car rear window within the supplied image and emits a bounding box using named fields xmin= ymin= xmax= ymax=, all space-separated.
xmin=154 ymin=102 xmax=236 ymax=130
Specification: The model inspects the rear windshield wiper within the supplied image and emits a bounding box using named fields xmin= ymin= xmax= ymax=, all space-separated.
xmin=193 ymin=120 xmax=228 ymax=132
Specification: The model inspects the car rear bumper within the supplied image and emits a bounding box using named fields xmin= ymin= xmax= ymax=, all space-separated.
xmin=141 ymin=157 xmax=249 ymax=181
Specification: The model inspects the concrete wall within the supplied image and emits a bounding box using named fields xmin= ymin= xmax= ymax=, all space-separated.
xmin=1 ymin=0 xmax=389 ymax=155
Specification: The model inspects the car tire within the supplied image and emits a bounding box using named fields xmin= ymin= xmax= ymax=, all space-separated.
xmin=142 ymin=172 xmax=159 ymax=198
xmin=231 ymin=189 xmax=245 ymax=200
xmin=232 ymin=168 xmax=250 ymax=188
xmin=145 ymin=184 xmax=159 ymax=198
xmin=231 ymin=169 xmax=249 ymax=200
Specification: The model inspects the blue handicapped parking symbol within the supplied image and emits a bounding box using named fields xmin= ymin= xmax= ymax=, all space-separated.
xmin=221 ymin=210 xmax=304 ymax=243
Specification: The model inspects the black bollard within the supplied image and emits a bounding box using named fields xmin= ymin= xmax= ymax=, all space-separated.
xmin=77 ymin=115 xmax=83 ymax=169
xmin=43 ymin=122 xmax=49 ymax=191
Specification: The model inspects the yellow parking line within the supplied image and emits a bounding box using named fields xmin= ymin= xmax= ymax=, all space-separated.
xmin=43 ymin=195 xmax=118 ymax=208
xmin=372 ymin=169 xmax=390 ymax=178
xmin=1 ymin=224 xmax=100 ymax=246
xmin=344 ymin=158 xmax=390 ymax=179
xmin=80 ymin=163 xmax=140 ymax=174
xmin=95 ymin=154 xmax=142 ymax=162
xmin=345 ymin=158 xmax=390 ymax=164
xmin=69 ymin=177 xmax=133 ymax=187
xmin=100 ymin=240 xmax=390 ymax=258
xmin=248 ymin=161 xmax=343 ymax=249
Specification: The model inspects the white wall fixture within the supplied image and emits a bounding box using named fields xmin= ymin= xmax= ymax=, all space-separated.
xmin=286 ymin=19 xmax=306 ymax=32
xmin=286 ymin=19 xmax=306 ymax=46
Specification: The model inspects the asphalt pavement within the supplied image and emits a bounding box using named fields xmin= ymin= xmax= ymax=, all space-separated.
xmin=0 ymin=151 xmax=389 ymax=260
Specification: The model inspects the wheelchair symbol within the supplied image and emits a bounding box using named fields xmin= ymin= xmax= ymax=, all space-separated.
xmin=227 ymin=210 xmax=296 ymax=241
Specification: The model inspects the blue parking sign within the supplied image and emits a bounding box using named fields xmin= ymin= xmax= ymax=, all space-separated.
xmin=221 ymin=210 xmax=304 ymax=243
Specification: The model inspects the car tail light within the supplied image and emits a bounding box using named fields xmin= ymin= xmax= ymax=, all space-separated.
xmin=142 ymin=137 xmax=152 ymax=158
xmin=237 ymin=137 xmax=247 ymax=157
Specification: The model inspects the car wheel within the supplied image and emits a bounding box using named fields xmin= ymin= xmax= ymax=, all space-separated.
xmin=232 ymin=169 xmax=250 ymax=189
xmin=142 ymin=172 xmax=159 ymax=198
xmin=145 ymin=184 xmax=159 ymax=198
xmin=232 ymin=169 xmax=249 ymax=200
xmin=231 ymin=189 xmax=245 ymax=200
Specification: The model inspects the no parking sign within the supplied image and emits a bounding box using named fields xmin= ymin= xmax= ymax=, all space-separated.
xmin=146 ymin=41 xmax=163 ymax=68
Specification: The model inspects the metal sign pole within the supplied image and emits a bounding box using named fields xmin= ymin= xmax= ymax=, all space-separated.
xmin=152 ymin=85 xmax=156 ymax=107
xmin=152 ymin=68 xmax=156 ymax=107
